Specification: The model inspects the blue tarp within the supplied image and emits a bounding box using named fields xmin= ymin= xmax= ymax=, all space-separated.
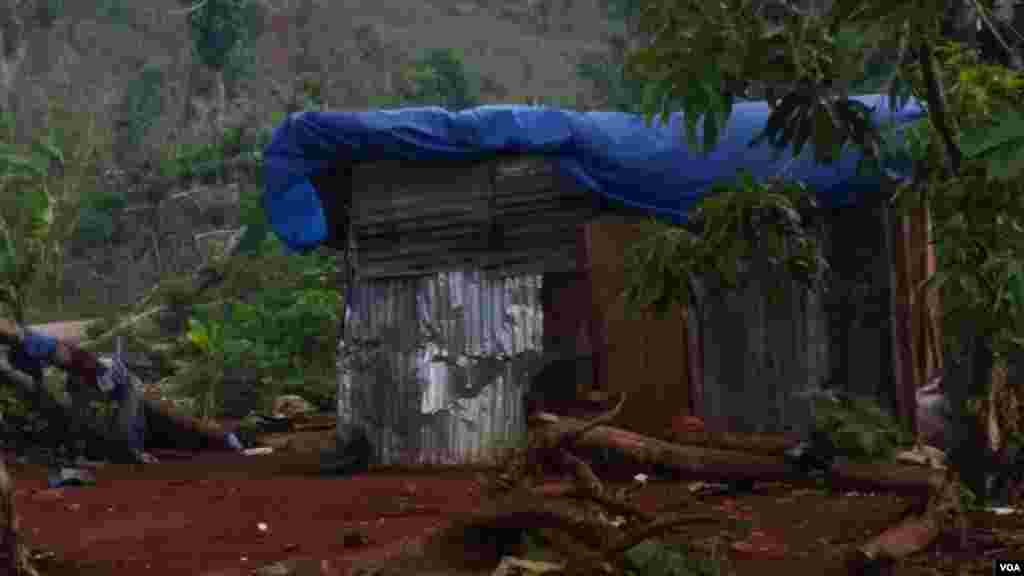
xmin=263 ymin=95 xmax=924 ymax=253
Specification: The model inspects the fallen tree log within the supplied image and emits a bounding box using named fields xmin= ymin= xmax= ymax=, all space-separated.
xmin=393 ymin=398 xmax=959 ymax=576
xmin=530 ymin=413 xmax=945 ymax=497
xmin=143 ymin=397 xmax=236 ymax=452
xmin=0 ymin=318 xmax=234 ymax=455
xmin=0 ymin=361 xmax=141 ymax=463
xmin=847 ymin=469 xmax=964 ymax=572
xmin=668 ymin=428 xmax=802 ymax=457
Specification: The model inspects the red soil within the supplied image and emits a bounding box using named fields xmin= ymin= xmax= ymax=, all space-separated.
xmin=12 ymin=451 xmax=483 ymax=576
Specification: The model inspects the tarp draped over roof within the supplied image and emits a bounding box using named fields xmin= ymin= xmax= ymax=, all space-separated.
xmin=263 ymin=96 xmax=924 ymax=253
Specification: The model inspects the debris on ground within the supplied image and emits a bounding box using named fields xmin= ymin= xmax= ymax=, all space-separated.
xmin=986 ymin=506 xmax=1018 ymax=516
xmin=491 ymin=556 xmax=563 ymax=576
xmin=894 ymin=444 xmax=947 ymax=470
xmin=46 ymin=468 xmax=95 ymax=489
xmin=6 ymin=445 xmax=1021 ymax=576
xmin=253 ymin=557 xmax=333 ymax=576
xmin=347 ymin=393 xmax=963 ymax=576
xmin=341 ymin=529 xmax=370 ymax=548
xmin=271 ymin=395 xmax=317 ymax=420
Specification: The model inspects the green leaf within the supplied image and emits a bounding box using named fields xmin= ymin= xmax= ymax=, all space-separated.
xmin=683 ymin=79 xmax=709 ymax=152
xmin=0 ymin=153 xmax=46 ymax=178
xmin=983 ymin=140 xmax=1024 ymax=182
xmin=959 ymin=110 xmax=1024 ymax=159
xmin=624 ymin=540 xmax=660 ymax=568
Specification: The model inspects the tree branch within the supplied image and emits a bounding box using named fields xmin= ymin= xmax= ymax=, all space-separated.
xmin=969 ymin=0 xmax=1023 ymax=70
xmin=918 ymin=42 xmax=962 ymax=176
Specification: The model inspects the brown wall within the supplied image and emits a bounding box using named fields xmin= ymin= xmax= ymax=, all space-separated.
xmin=892 ymin=203 xmax=943 ymax=434
xmin=583 ymin=218 xmax=691 ymax=438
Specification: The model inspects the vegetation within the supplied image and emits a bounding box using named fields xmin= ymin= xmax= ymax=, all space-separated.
xmin=619 ymin=0 xmax=1024 ymax=499
xmin=808 ymin=393 xmax=911 ymax=462
xmin=580 ymin=0 xmax=683 ymax=114
xmin=171 ymin=231 xmax=341 ymax=418
xmin=622 ymin=540 xmax=721 ymax=576
xmin=0 ymin=103 xmax=111 ymax=323
xmin=405 ymin=48 xmax=480 ymax=110
xmin=119 ymin=61 xmax=165 ymax=151
xmin=187 ymin=0 xmax=253 ymax=130
xmin=369 ymin=47 xmax=481 ymax=110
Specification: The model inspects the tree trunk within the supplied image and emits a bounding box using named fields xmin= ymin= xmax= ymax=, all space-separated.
xmin=181 ymin=55 xmax=195 ymax=129
xmin=0 ymin=0 xmax=27 ymax=116
xmin=0 ymin=455 xmax=16 ymax=573
xmin=531 ymin=413 xmax=944 ymax=496
xmin=944 ymin=327 xmax=997 ymax=500
xmin=0 ymin=454 xmax=37 ymax=575
xmin=213 ymin=68 xmax=225 ymax=134
xmin=993 ymin=0 xmax=1023 ymax=69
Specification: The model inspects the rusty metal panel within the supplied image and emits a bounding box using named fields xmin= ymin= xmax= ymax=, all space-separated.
xmin=338 ymin=271 xmax=544 ymax=465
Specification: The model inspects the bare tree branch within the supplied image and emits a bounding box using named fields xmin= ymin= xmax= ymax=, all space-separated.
xmin=969 ymin=0 xmax=1023 ymax=69
xmin=169 ymin=0 xmax=209 ymax=16
xmin=918 ymin=42 xmax=963 ymax=175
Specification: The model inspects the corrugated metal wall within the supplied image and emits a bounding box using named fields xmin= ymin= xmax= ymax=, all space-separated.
xmin=337 ymin=271 xmax=544 ymax=465
xmin=698 ymin=272 xmax=829 ymax=434
xmin=336 ymin=161 xmax=902 ymax=449
xmin=696 ymin=198 xmax=895 ymax=434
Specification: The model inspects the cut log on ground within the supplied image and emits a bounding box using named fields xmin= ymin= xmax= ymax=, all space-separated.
xmin=143 ymin=397 xmax=237 ymax=452
xmin=667 ymin=426 xmax=802 ymax=456
xmin=531 ymin=412 xmax=945 ymax=497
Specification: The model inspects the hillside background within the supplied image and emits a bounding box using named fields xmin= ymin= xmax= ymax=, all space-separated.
xmin=4 ymin=0 xmax=620 ymax=321
xmin=0 ymin=0 xmax=642 ymax=423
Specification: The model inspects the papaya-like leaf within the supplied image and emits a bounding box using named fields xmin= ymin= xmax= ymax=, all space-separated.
xmin=959 ymin=110 xmax=1024 ymax=157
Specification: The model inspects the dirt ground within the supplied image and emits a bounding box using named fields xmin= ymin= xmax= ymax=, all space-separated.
xmin=7 ymin=428 xmax=1024 ymax=576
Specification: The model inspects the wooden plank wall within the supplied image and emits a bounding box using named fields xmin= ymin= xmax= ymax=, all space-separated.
xmin=892 ymin=203 xmax=943 ymax=434
xmin=576 ymin=201 xmax=919 ymax=438
xmin=584 ymin=218 xmax=691 ymax=439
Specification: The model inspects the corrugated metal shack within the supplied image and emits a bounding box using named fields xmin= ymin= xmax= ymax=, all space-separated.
xmin=335 ymin=158 xmax=930 ymax=464
xmin=261 ymin=102 xmax=935 ymax=466
xmin=338 ymin=158 xmax=594 ymax=465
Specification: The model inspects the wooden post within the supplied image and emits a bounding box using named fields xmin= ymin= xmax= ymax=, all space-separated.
xmin=579 ymin=223 xmax=606 ymax=394
xmin=889 ymin=208 xmax=918 ymax=436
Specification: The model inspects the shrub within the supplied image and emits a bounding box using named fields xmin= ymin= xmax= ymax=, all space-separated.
xmin=622 ymin=540 xmax=722 ymax=576
xmin=402 ymin=48 xmax=480 ymax=111
xmin=175 ymin=243 xmax=341 ymax=416
xmin=75 ymin=189 xmax=126 ymax=246
xmin=809 ymin=393 xmax=911 ymax=462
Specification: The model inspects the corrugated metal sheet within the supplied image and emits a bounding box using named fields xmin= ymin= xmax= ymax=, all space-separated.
xmin=337 ymin=271 xmax=544 ymax=465
xmin=350 ymin=158 xmax=597 ymax=279
xmin=698 ymin=272 xmax=829 ymax=434
xmin=697 ymin=199 xmax=895 ymax=434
